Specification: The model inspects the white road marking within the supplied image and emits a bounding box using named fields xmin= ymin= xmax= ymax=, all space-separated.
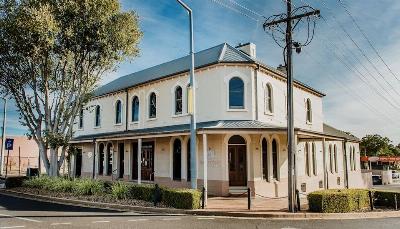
xmin=0 ymin=214 xmax=41 ymax=223
xmin=197 ymin=217 xmax=215 ymax=220
xmin=161 ymin=218 xmax=181 ymax=221
xmin=92 ymin=221 xmax=110 ymax=223
xmin=0 ymin=226 xmax=26 ymax=229
xmin=128 ymin=219 xmax=148 ymax=222
xmin=50 ymin=223 xmax=72 ymax=226
xmin=281 ymin=227 xmax=300 ymax=229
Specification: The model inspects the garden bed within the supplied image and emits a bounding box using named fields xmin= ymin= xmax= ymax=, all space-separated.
xmin=10 ymin=176 xmax=201 ymax=210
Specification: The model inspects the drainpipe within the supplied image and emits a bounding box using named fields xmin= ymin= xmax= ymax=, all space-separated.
xmin=125 ymin=89 xmax=129 ymax=131
xmin=343 ymin=140 xmax=349 ymax=189
xmin=254 ymin=64 xmax=260 ymax=120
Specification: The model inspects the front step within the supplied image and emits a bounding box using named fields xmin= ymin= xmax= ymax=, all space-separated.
xmin=229 ymin=186 xmax=248 ymax=196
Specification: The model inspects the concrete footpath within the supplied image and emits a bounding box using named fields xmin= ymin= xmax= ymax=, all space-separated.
xmin=2 ymin=189 xmax=400 ymax=219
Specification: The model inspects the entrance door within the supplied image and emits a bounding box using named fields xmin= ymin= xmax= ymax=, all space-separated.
xmin=119 ymin=143 xmax=124 ymax=179
xmin=228 ymin=144 xmax=247 ymax=186
xmin=141 ymin=142 xmax=154 ymax=181
xmin=75 ymin=149 xmax=82 ymax=178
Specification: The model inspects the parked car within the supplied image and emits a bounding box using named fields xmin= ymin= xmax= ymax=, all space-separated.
xmin=392 ymin=172 xmax=400 ymax=180
xmin=372 ymin=175 xmax=382 ymax=185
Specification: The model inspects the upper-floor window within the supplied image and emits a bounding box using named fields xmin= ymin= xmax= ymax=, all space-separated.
xmin=265 ymin=83 xmax=273 ymax=113
xmin=78 ymin=108 xmax=84 ymax=129
xmin=175 ymin=86 xmax=183 ymax=115
xmin=229 ymin=77 xmax=244 ymax=109
xmin=149 ymin=92 xmax=157 ymax=118
xmin=306 ymin=98 xmax=312 ymax=123
xmin=186 ymin=84 xmax=190 ymax=114
xmin=132 ymin=96 xmax=139 ymax=122
xmin=95 ymin=105 xmax=101 ymax=127
xmin=115 ymin=100 xmax=122 ymax=124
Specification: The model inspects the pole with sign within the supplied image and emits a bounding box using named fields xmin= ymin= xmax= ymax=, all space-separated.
xmin=4 ymin=138 xmax=13 ymax=179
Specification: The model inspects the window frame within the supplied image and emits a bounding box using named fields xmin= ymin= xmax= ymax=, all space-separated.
xmin=272 ymin=139 xmax=279 ymax=181
xmin=115 ymin=100 xmax=122 ymax=125
xmin=228 ymin=77 xmax=245 ymax=110
xmin=78 ymin=108 xmax=84 ymax=130
xmin=131 ymin=96 xmax=140 ymax=123
xmin=305 ymin=142 xmax=310 ymax=177
xmin=261 ymin=138 xmax=269 ymax=181
xmin=148 ymin=92 xmax=157 ymax=119
xmin=174 ymin=86 xmax=183 ymax=115
xmin=264 ymin=83 xmax=274 ymax=114
xmin=306 ymin=98 xmax=312 ymax=124
xmin=94 ymin=105 xmax=101 ymax=128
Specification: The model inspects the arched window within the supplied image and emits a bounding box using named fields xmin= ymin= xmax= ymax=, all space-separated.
xmin=149 ymin=92 xmax=157 ymax=118
xmin=262 ymin=138 xmax=268 ymax=181
xmin=99 ymin=143 xmax=105 ymax=175
xmin=306 ymin=98 xmax=312 ymax=123
xmin=78 ymin=108 xmax=84 ymax=129
xmin=173 ymin=139 xmax=182 ymax=180
xmin=329 ymin=144 xmax=333 ymax=173
xmin=312 ymin=142 xmax=317 ymax=176
xmin=305 ymin=142 xmax=310 ymax=177
xmin=265 ymin=83 xmax=273 ymax=113
xmin=95 ymin=105 xmax=101 ymax=127
xmin=115 ymin=100 xmax=122 ymax=124
xmin=334 ymin=145 xmax=338 ymax=173
xmin=132 ymin=96 xmax=139 ymax=122
xmin=229 ymin=77 xmax=244 ymax=109
xmin=175 ymin=86 xmax=183 ymax=115
xmin=272 ymin=139 xmax=278 ymax=180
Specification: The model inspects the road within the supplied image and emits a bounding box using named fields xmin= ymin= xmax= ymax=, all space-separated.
xmin=1 ymin=192 xmax=400 ymax=229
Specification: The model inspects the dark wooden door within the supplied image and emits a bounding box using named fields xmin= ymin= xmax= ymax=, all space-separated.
xmin=75 ymin=149 xmax=82 ymax=178
xmin=228 ymin=145 xmax=247 ymax=186
xmin=141 ymin=142 xmax=154 ymax=181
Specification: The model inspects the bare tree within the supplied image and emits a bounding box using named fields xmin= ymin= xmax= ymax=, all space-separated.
xmin=0 ymin=0 xmax=142 ymax=176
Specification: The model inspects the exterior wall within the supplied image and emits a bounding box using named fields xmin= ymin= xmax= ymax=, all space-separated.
xmin=74 ymin=65 xmax=255 ymax=138
xmin=346 ymin=142 xmax=365 ymax=188
xmin=256 ymin=69 xmax=324 ymax=132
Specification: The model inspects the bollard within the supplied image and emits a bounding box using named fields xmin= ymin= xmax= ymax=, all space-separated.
xmin=369 ymin=190 xmax=374 ymax=211
xmin=296 ymin=189 xmax=301 ymax=212
xmin=395 ymin=194 xmax=398 ymax=210
xmin=201 ymin=187 xmax=206 ymax=209
xmin=247 ymin=188 xmax=251 ymax=210
xmin=153 ymin=184 xmax=160 ymax=207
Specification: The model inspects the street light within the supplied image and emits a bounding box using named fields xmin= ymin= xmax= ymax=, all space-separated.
xmin=176 ymin=0 xmax=197 ymax=189
xmin=0 ymin=97 xmax=6 ymax=176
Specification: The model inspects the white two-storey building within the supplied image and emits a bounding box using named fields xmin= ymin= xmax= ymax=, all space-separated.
xmin=71 ymin=42 xmax=366 ymax=197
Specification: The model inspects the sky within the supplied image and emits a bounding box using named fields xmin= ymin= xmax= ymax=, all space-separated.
xmin=1 ymin=0 xmax=400 ymax=144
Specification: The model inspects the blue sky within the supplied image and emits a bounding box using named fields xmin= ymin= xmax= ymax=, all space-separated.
xmin=2 ymin=0 xmax=400 ymax=144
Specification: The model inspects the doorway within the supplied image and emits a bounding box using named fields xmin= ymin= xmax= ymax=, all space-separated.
xmin=75 ymin=149 xmax=82 ymax=178
xmin=119 ymin=143 xmax=124 ymax=179
xmin=228 ymin=135 xmax=247 ymax=186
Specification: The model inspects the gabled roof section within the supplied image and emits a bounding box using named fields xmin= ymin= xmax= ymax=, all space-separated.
xmin=323 ymin=123 xmax=360 ymax=142
xmin=94 ymin=42 xmax=324 ymax=97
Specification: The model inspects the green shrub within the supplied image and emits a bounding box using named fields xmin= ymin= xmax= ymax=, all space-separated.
xmin=308 ymin=189 xmax=370 ymax=213
xmin=72 ymin=179 xmax=105 ymax=195
xmin=127 ymin=184 xmax=155 ymax=202
xmin=5 ymin=176 xmax=27 ymax=188
xmin=161 ymin=188 xmax=201 ymax=209
xmin=111 ymin=182 xmax=130 ymax=199
xmin=48 ymin=178 xmax=74 ymax=193
xmin=373 ymin=190 xmax=400 ymax=208
xmin=23 ymin=176 xmax=52 ymax=189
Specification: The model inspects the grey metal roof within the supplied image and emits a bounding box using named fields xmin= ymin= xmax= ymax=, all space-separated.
xmin=323 ymin=123 xmax=359 ymax=142
xmin=72 ymin=120 xmax=285 ymax=141
xmin=94 ymin=43 xmax=325 ymax=97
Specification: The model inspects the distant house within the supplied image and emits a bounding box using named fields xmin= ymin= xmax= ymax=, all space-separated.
xmin=71 ymin=42 xmax=365 ymax=197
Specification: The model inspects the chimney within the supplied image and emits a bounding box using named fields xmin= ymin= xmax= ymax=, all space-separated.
xmin=277 ymin=64 xmax=287 ymax=75
xmin=236 ymin=42 xmax=256 ymax=59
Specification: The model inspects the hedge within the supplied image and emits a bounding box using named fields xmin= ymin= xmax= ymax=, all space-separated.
xmin=308 ymin=189 xmax=370 ymax=213
xmin=373 ymin=190 xmax=400 ymax=208
xmin=5 ymin=176 xmax=28 ymax=188
xmin=161 ymin=188 xmax=202 ymax=209
xmin=21 ymin=177 xmax=201 ymax=209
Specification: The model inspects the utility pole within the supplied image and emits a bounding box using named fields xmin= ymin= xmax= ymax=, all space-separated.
xmin=0 ymin=98 xmax=6 ymax=176
xmin=263 ymin=1 xmax=320 ymax=213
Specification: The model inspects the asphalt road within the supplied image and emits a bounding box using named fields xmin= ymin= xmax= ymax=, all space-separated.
xmin=1 ymin=192 xmax=400 ymax=229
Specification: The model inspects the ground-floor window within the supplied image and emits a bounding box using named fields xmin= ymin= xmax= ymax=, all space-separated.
xmin=106 ymin=143 xmax=113 ymax=176
xmin=262 ymin=138 xmax=268 ymax=181
xmin=334 ymin=145 xmax=338 ymax=173
xmin=173 ymin=139 xmax=182 ymax=180
xmin=187 ymin=139 xmax=191 ymax=181
xmin=329 ymin=144 xmax=333 ymax=174
xmin=305 ymin=142 xmax=310 ymax=177
xmin=272 ymin=139 xmax=278 ymax=180
xmin=312 ymin=142 xmax=317 ymax=176
xmin=99 ymin=143 xmax=105 ymax=175
xmin=118 ymin=143 xmax=124 ymax=179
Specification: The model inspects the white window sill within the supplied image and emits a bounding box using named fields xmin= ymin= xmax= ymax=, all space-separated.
xmin=94 ymin=126 xmax=101 ymax=129
xmin=264 ymin=111 xmax=274 ymax=116
xmin=77 ymin=128 xmax=84 ymax=131
xmin=172 ymin=113 xmax=189 ymax=118
xmin=147 ymin=117 xmax=157 ymax=121
xmin=227 ymin=108 xmax=247 ymax=112
xmin=130 ymin=121 xmax=139 ymax=125
xmin=114 ymin=123 xmax=123 ymax=126
xmin=306 ymin=121 xmax=313 ymax=125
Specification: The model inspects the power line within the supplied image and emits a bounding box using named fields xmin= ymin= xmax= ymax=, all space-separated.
xmin=336 ymin=0 xmax=400 ymax=85
xmin=208 ymin=0 xmax=260 ymax=21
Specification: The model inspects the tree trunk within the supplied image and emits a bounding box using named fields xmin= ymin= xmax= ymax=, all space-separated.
xmin=49 ymin=147 xmax=59 ymax=177
xmin=38 ymin=142 xmax=50 ymax=175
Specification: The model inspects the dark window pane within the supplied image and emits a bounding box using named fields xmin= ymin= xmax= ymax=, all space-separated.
xmin=149 ymin=93 xmax=156 ymax=118
xmin=173 ymin=139 xmax=182 ymax=180
xmin=228 ymin=135 xmax=246 ymax=144
xmin=132 ymin=96 xmax=139 ymax=122
xmin=175 ymin=87 xmax=183 ymax=114
xmin=272 ymin=139 xmax=278 ymax=179
xmin=95 ymin=106 xmax=101 ymax=127
xmin=262 ymin=138 xmax=268 ymax=180
xmin=79 ymin=109 xmax=84 ymax=128
xmin=115 ymin=100 xmax=122 ymax=124
xmin=229 ymin=77 xmax=244 ymax=109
